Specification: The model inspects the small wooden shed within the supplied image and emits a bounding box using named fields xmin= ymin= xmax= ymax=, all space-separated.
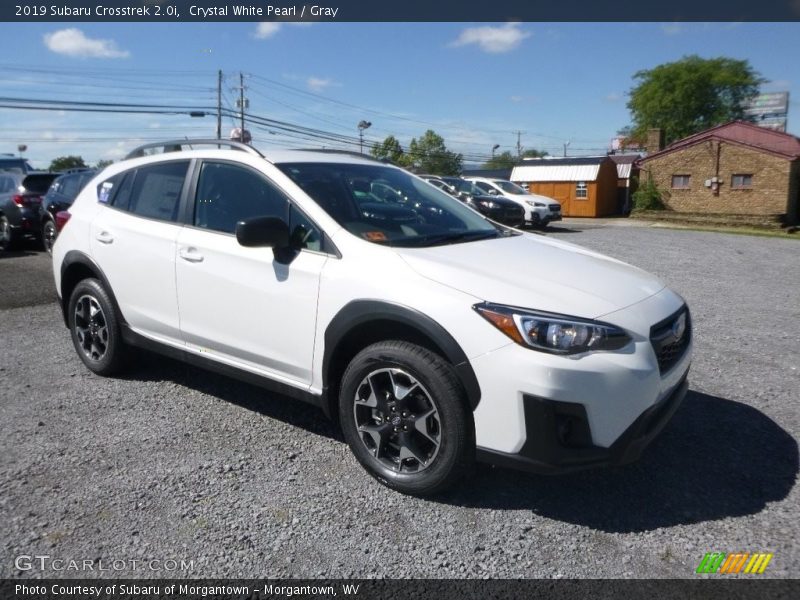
xmin=511 ymin=156 xmax=619 ymax=217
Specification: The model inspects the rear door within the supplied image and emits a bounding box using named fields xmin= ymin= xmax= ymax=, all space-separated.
xmin=89 ymin=160 xmax=190 ymax=344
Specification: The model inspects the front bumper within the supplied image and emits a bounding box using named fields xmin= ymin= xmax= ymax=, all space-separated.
xmin=476 ymin=374 xmax=688 ymax=473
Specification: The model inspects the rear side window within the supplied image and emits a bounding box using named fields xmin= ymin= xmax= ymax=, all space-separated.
xmin=194 ymin=161 xmax=288 ymax=234
xmin=58 ymin=174 xmax=82 ymax=199
xmin=0 ymin=175 xmax=15 ymax=193
xmin=109 ymin=161 xmax=189 ymax=222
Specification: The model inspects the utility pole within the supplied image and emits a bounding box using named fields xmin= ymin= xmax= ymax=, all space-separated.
xmin=216 ymin=69 xmax=222 ymax=140
xmin=515 ymin=131 xmax=525 ymax=160
xmin=563 ymin=141 xmax=571 ymax=157
xmin=239 ymin=72 xmax=245 ymax=132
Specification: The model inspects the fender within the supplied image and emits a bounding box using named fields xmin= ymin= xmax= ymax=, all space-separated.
xmin=323 ymin=300 xmax=481 ymax=410
xmin=59 ymin=250 xmax=126 ymax=328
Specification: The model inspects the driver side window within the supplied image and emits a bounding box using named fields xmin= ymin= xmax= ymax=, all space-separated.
xmin=194 ymin=161 xmax=288 ymax=234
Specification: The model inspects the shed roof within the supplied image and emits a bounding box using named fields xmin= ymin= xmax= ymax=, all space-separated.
xmin=609 ymin=154 xmax=641 ymax=179
xmin=640 ymin=121 xmax=800 ymax=163
xmin=511 ymin=156 xmax=609 ymax=182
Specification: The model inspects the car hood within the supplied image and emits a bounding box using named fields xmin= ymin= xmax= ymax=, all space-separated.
xmin=395 ymin=233 xmax=665 ymax=319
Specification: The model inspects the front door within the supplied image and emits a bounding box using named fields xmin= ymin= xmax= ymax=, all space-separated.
xmin=175 ymin=160 xmax=327 ymax=386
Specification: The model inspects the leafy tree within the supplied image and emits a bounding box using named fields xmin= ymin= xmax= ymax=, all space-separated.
xmin=483 ymin=148 xmax=549 ymax=169
xmin=522 ymin=149 xmax=548 ymax=159
xmin=405 ymin=130 xmax=462 ymax=176
xmin=49 ymin=155 xmax=87 ymax=172
xmin=95 ymin=159 xmax=114 ymax=170
xmin=370 ymin=135 xmax=406 ymax=165
xmin=626 ymin=55 xmax=763 ymax=144
xmin=482 ymin=151 xmax=517 ymax=170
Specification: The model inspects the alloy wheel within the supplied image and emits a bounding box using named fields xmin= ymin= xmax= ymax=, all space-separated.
xmin=43 ymin=221 xmax=56 ymax=254
xmin=353 ymin=368 xmax=441 ymax=473
xmin=73 ymin=294 xmax=109 ymax=361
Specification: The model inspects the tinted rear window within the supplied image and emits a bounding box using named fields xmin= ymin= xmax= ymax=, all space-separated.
xmin=21 ymin=174 xmax=58 ymax=194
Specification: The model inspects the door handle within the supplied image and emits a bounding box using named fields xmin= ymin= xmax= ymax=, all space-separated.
xmin=179 ymin=247 xmax=204 ymax=263
xmin=95 ymin=231 xmax=114 ymax=244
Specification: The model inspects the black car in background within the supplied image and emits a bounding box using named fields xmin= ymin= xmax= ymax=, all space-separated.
xmin=0 ymin=172 xmax=59 ymax=251
xmin=0 ymin=156 xmax=35 ymax=175
xmin=436 ymin=177 xmax=524 ymax=228
xmin=39 ymin=169 xmax=96 ymax=254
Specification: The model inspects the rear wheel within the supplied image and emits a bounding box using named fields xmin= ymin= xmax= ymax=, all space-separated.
xmin=67 ymin=278 xmax=128 ymax=376
xmin=339 ymin=341 xmax=473 ymax=496
xmin=42 ymin=219 xmax=57 ymax=255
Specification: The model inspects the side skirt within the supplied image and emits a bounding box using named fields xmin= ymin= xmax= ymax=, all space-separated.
xmin=120 ymin=325 xmax=325 ymax=411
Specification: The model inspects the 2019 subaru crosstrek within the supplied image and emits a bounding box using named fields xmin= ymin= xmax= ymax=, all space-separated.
xmin=53 ymin=140 xmax=691 ymax=495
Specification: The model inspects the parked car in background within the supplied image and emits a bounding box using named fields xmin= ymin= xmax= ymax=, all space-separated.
xmin=0 ymin=172 xmax=59 ymax=250
xmin=434 ymin=177 xmax=524 ymax=228
xmin=40 ymin=169 xmax=97 ymax=254
xmin=0 ymin=155 xmax=35 ymax=175
xmin=466 ymin=177 xmax=562 ymax=228
xmin=419 ymin=175 xmax=457 ymax=196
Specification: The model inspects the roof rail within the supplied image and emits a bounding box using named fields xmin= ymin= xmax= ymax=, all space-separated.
xmin=125 ymin=139 xmax=265 ymax=160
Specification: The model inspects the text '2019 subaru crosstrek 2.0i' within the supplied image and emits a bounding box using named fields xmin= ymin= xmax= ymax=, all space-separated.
xmin=53 ymin=140 xmax=691 ymax=496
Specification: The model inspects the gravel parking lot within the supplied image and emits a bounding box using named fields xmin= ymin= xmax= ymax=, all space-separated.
xmin=1 ymin=224 xmax=798 ymax=579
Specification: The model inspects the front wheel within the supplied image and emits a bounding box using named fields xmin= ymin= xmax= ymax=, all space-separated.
xmin=0 ymin=216 xmax=19 ymax=251
xmin=67 ymin=278 xmax=128 ymax=376
xmin=339 ymin=341 xmax=474 ymax=496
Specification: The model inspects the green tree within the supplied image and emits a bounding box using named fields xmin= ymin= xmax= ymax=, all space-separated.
xmin=370 ymin=135 xmax=406 ymax=165
xmin=49 ymin=155 xmax=87 ymax=172
xmin=405 ymin=130 xmax=462 ymax=175
xmin=626 ymin=55 xmax=763 ymax=144
xmin=95 ymin=159 xmax=114 ymax=170
xmin=482 ymin=151 xmax=517 ymax=170
xmin=522 ymin=149 xmax=548 ymax=159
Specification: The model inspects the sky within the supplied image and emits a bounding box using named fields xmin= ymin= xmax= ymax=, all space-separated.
xmin=0 ymin=21 xmax=798 ymax=168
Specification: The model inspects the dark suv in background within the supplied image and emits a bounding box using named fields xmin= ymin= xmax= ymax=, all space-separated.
xmin=0 ymin=172 xmax=59 ymax=251
xmin=39 ymin=169 xmax=97 ymax=254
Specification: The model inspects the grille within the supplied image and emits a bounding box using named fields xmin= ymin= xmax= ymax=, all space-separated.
xmin=549 ymin=204 xmax=561 ymax=211
xmin=649 ymin=307 xmax=691 ymax=374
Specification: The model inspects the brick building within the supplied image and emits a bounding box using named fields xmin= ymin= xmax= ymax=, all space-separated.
xmin=637 ymin=121 xmax=800 ymax=224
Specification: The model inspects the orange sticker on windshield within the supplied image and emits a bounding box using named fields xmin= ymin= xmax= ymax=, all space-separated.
xmin=363 ymin=231 xmax=388 ymax=241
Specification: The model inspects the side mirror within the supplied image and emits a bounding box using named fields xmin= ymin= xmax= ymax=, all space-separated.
xmin=235 ymin=216 xmax=289 ymax=248
xmin=488 ymin=189 xmax=499 ymax=196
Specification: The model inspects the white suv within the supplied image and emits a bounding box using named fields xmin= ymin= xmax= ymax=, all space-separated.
xmin=53 ymin=140 xmax=691 ymax=495
xmin=466 ymin=176 xmax=562 ymax=227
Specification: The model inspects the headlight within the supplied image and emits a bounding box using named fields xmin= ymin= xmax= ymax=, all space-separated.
xmin=525 ymin=200 xmax=546 ymax=207
xmin=473 ymin=302 xmax=631 ymax=355
xmin=477 ymin=200 xmax=497 ymax=209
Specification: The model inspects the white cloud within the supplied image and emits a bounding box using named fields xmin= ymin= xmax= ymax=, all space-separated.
xmin=254 ymin=22 xmax=312 ymax=39
xmin=307 ymin=77 xmax=334 ymax=91
xmin=449 ymin=23 xmax=530 ymax=54
xmin=43 ymin=28 xmax=129 ymax=58
xmin=254 ymin=22 xmax=282 ymax=39
xmin=661 ymin=23 xmax=684 ymax=35
xmin=604 ymin=92 xmax=622 ymax=102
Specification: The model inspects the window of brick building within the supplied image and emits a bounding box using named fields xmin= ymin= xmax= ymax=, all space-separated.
xmin=731 ymin=174 xmax=753 ymax=189
xmin=671 ymin=175 xmax=691 ymax=189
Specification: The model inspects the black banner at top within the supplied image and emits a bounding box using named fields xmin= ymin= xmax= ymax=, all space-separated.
xmin=3 ymin=0 xmax=800 ymax=22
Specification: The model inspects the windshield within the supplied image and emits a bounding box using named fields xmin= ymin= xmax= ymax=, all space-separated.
xmin=276 ymin=162 xmax=508 ymax=247
xmin=0 ymin=159 xmax=34 ymax=175
xmin=492 ymin=180 xmax=528 ymax=194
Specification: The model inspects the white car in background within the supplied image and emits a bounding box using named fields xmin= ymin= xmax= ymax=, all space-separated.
xmin=466 ymin=176 xmax=562 ymax=228
xmin=52 ymin=139 xmax=691 ymax=496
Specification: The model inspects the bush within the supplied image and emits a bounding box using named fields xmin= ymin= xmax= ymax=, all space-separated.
xmin=632 ymin=176 xmax=666 ymax=211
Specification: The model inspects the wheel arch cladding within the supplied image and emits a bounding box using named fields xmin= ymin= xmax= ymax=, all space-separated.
xmin=60 ymin=251 xmax=126 ymax=328
xmin=322 ymin=300 xmax=481 ymax=418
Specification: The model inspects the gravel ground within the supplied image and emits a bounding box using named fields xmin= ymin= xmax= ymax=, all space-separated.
xmin=0 ymin=224 xmax=798 ymax=579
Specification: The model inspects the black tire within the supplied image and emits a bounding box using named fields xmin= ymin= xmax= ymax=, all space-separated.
xmin=339 ymin=341 xmax=474 ymax=496
xmin=67 ymin=278 xmax=128 ymax=376
xmin=0 ymin=215 xmax=19 ymax=251
xmin=42 ymin=219 xmax=57 ymax=255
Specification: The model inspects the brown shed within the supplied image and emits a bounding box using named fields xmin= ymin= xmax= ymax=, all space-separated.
xmin=510 ymin=156 xmax=620 ymax=217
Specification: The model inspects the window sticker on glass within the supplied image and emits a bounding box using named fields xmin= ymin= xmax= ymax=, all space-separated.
xmin=363 ymin=231 xmax=387 ymax=242
xmin=98 ymin=181 xmax=114 ymax=203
